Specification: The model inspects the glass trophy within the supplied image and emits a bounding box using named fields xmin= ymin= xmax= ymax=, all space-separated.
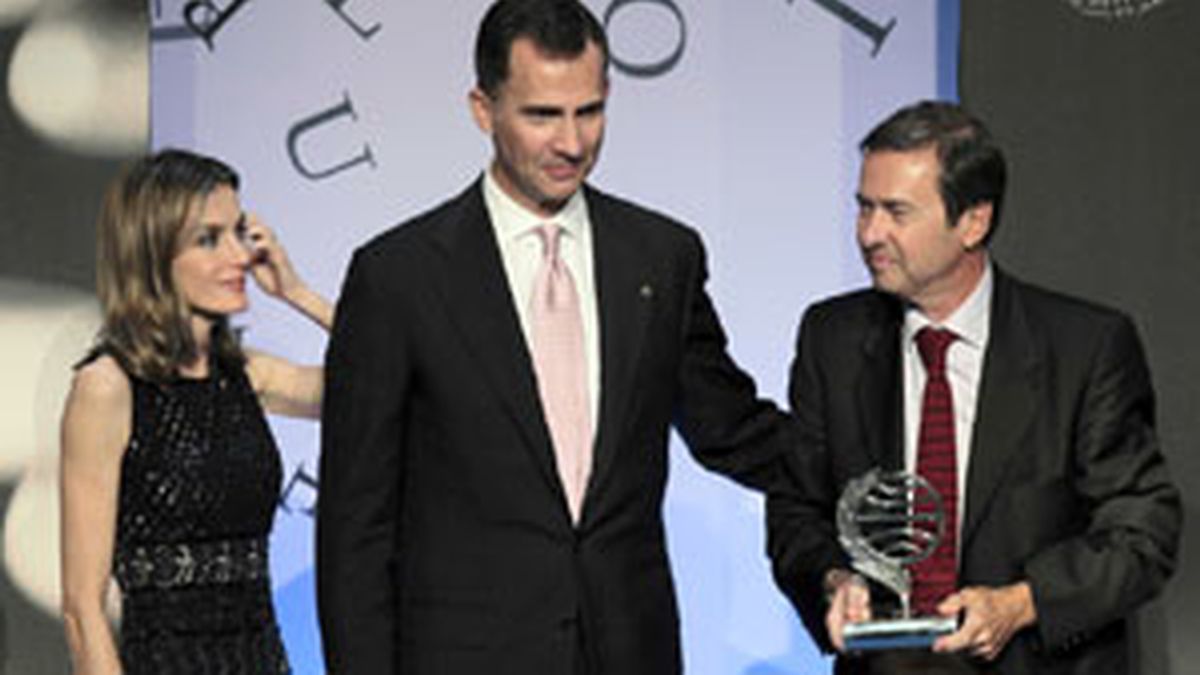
xmin=835 ymin=469 xmax=958 ymax=651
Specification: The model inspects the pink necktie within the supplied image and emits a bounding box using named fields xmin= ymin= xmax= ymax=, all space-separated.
xmin=911 ymin=327 xmax=959 ymax=614
xmin=529 ymin=223 xmax=592 ymax=523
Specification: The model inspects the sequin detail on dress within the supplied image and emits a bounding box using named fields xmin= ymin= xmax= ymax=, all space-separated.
xmin=113 ymin=358 xmax=289 ymax=674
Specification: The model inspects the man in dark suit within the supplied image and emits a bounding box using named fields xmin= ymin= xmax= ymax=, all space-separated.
xmin=768 ymin=101 xmax=1181 ymax=674
xmin=317 ymin=1 xmax=794 ymax=673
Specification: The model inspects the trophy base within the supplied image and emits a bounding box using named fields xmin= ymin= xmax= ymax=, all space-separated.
xmin=843 ymin=616 xmax=957 ymax=652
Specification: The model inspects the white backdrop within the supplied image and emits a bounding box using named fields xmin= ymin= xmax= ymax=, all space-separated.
xmin=150 ymin=1 xmax=956 ymax=671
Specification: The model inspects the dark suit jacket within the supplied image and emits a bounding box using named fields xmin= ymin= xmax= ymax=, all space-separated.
xmin=768 ymin=267 xmax=1181 ymax=674
xmin=318 ymin=180 xmax=792 ymax=674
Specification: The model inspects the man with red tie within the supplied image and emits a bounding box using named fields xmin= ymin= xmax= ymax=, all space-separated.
xmin=768 ymin=101 xmax=1181 ymax=674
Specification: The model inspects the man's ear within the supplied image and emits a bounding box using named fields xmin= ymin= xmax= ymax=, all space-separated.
xmin=958 ymin=202 xmax=993 ymax=249
xmin=468 ymin=87 xmax=493 ymax=135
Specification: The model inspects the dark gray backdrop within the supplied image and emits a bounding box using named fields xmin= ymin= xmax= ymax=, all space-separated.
xmin=961 ymin=1 xmax=1199 ymax=673
xmin=0 ymin=4 xmax=139 ymax=673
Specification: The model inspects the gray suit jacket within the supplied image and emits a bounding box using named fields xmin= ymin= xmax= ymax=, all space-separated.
xmin=768 ymin=267 xmax=1181 ymax=674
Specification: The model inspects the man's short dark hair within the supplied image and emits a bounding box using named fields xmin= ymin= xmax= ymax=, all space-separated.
xmin=475 ymin=0 xmax=609 ymax=98
xmin=861 ymin=100 xmax=1007 ymax=243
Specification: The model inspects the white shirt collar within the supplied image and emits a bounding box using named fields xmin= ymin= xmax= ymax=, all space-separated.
xmin=903 ymin=259 xmax=994 ymax=350
xmin=482 ymin=166 xmax=588 ymax=242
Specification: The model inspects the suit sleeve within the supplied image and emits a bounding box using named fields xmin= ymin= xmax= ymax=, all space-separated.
xmin=765 ymin=305 xmax=849 ymax=653
xmin=1023 ymin=315 xmax=1182 ymax=652
xmin=670 ymin=232 xmax=799 ymax=494
xmin=318 ymin=248 xmax=410 ymax=674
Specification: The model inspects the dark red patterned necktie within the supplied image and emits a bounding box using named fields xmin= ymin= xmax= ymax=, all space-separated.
xmin=911 ymin=327 xmax=959 ymax=615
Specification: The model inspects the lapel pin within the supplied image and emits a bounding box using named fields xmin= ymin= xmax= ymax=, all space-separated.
xmin=639 ymin=283 xmax=653 ymax=299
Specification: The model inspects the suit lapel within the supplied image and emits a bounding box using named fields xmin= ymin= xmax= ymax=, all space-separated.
xmin=580 ymin=189 xmax=655 ymax=517
xmin=856 ymin=297 xmax=905 ymax=472
xmin=433 ymin=181 xmax=565 ymax=501
xmin=961 ymin=270 xmax=1042 ymax=549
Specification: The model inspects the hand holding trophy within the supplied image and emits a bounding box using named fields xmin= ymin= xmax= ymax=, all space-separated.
xmin=835 ymin=468 xmax=958 ymax=651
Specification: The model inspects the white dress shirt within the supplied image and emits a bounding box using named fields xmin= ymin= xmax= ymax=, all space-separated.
xmin=482 ymin=169 xmax=601 ymax=432
xmin=902 ymin=261 xmax=993 ymax=524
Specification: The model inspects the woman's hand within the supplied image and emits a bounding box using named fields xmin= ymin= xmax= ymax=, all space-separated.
xmin=243 ymin=214 xmax=334 ymax=330
xmin=245 ymin=215 xmax=302 ymax=301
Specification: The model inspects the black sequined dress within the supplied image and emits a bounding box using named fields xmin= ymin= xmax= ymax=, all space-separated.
xmin=113 ymin=357 xmax=290 ymax=674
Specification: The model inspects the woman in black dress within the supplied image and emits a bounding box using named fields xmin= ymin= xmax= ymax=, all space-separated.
xmin=59 ymin=149 xmax=333 ymax=674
